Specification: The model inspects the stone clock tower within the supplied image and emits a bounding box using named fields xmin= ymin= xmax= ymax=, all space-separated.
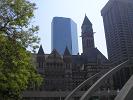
xmin=81 ymin=15 xmax=95 ymax=54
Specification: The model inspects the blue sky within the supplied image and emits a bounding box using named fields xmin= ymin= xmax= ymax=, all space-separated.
xmin=31 ymin=0 xmax=109 ymax=57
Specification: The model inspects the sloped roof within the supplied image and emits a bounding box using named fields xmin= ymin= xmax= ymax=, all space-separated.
xmin=63 ymin=47 xmax=71 ymax=56
xmin=82 ymin=15 xmax=92 ymax=26
xmin=38 ymin=45 xmax=44 ymax=55
xmin=72 ymin=55 xmax=84 ymax=64
xmin=46 ymin=49 xmax=63 ymax=63
xmin=82 ymin=48 xmax=109 ymax=64
xmin=50 ymin=49 xmax=61 ymax=58
xmin=72 ymin=48 xmax=109 ymax=64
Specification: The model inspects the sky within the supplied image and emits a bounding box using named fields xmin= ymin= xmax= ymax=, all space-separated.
xmin=31 ymin=0 xmax=109 ymax=57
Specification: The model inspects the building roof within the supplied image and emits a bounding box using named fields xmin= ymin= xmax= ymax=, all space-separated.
xmin=82 ymin=15 xmax=92 ymax=26
xmin=38 ymin=45 xmax=44 ymax=55
xmin=82 ymin=48 xmax=109 ymax=64
xmin=63 ymin=47 xmax=71 ymax=56
xmin=46 ymin=49 xmax=63 ymax=63
xmin=37 ymin=47 xmax=109 ymax=65
xmin=101 ymin=0 xmax=133 ymax=16
xmin=50 ymin=49 xmax=61 ymax=58
xmin=72 ymin=48 xmax=109 ymax=64
xmin=72 ymin=55 xmax=85 ymax=64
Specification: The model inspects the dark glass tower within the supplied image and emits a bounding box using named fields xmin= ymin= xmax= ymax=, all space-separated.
xmin=101 ymin=0 xmax=133 ymax=65
xmin=101 ymin=0 xmax=133 ymax=89
xmin=51 ymin=17 xmax=78 ymax=55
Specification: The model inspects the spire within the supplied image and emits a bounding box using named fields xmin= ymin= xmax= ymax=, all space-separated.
xmin=51 ymin=49 xmax=61 ymax=57
xmin=63 ymin=46 xmax=71 ymax=56
xmin=46 ymin=49 xmax=63 ymax=62
xmin=38 ymin=45 xmax=44 ymax=55
xmin=63 ymin=47 xmax=72 ymax=63
xmin=81 ymin=15 xmax=95 ymax=54
xmin=82 ymin=14 xmax=92 ymax=26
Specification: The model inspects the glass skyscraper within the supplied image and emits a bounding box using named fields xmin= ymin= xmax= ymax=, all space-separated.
xmin=51 ymin=17 xmax=78 ymax=55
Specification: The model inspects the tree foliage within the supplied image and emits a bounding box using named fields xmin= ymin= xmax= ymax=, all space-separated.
xmin=0 ymin=0 xmax=42 ymax=99
xmin=0 ymin=0 xmax=40 ymax=52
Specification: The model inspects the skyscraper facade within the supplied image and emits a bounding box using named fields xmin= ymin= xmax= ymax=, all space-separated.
xmin=101 ymin=0 xmax=133 ymax=66
xmin=101 ymin=0 xmax=133 ymax=89
xmin=51 ymin=17 xmax=78 ymax=55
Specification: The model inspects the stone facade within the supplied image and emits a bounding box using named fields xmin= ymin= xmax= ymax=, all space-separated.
xmin=23 ymin=16 xmax=110 ymax=100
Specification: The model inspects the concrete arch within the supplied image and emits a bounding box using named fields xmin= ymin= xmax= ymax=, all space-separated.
xmin=115 ymin=74 xmax=133 ymax=100
xmin=80 ymin=60 xmax=129 ymax=100
xmin=65 ymin=69 xmax=109 ymax=100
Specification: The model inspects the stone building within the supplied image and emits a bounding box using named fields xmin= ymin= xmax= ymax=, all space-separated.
xmin=23 ymin=15 xmax=110 ymax=100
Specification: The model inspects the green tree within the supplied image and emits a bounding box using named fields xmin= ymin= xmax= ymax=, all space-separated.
xmin=0 ymin=0 xmax=42 ymax=99
xmin=0 ymin=0 xmax=40 ymax=51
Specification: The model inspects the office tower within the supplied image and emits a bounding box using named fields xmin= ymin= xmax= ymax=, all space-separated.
xmin=101 ymin=0 xmax=133 ymax=65
xmin=101 ymin=0 xmax=133 ymax=89
xmin=51 ymin=17 xmax=78 ymax=55
xmin=81 ymin=15 xmax=95 ymax=54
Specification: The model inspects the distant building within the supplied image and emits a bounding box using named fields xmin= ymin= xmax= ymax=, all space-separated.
xmin=23 ymin=15 xmax=110 ymax=100
xmin=101 ymin=0 xmax=133 ymax=89
xmin=51 ymin=17 xmax=79 ymax=55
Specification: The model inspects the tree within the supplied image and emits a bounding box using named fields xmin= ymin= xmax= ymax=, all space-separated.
xmin=0 ymin=0 xmax=42 ymax=99
xmin=0 ymin=0 xmax=40 ymax=51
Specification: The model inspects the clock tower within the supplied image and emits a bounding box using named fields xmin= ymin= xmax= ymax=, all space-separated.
xmin=81 ymin=15 xmax=95 ymax=54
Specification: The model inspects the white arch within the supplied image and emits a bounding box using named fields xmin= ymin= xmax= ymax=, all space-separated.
xmin=115 ymin=74 xmax=133 ymax=100
xmin=65 ymin=69 xmax=109 ymax=100
xmin=80 ymin=60 xmax=129 ymax=100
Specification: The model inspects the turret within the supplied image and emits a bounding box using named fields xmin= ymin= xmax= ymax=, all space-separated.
xmin=38 ymin=45 xmax=44 ymax=55
xmin=37 ymin=45 xmax=45 ymax=74
xmin=63 ymin=47 xmax=72 ymax=63
xmin=81 ymin=15 xmax=95 ymax=54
